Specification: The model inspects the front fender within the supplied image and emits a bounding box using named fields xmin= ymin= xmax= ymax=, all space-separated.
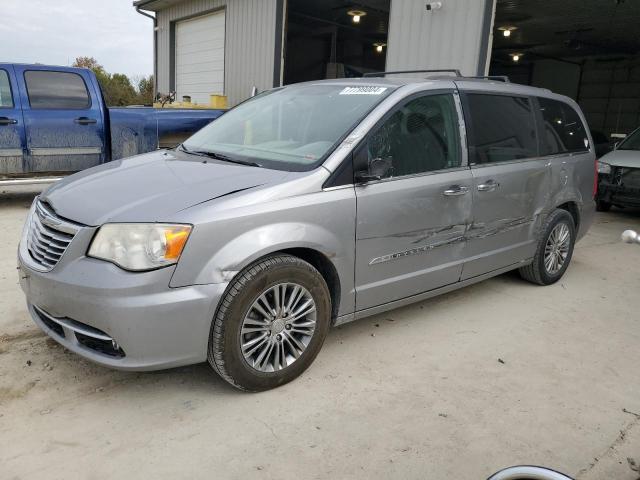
xmin=186 ymin=222 xmax=344 ymax=284
xmin=169 ymin=186 xmax=357 ymax=316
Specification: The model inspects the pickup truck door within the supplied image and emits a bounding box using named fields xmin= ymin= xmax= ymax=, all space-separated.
xmin=14 ymin=65 xmax=105 ymax=174
xmin=0 ymin=64 xmax=26 ymax=175
xmin=354 ymin=91 xmax=472 ymax=311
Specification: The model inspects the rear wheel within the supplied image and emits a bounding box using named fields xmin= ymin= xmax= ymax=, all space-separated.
xmin=207 ymin=254 xmax=331 ymax=391
xmin=519 ymin=209 xmax=576 ymax=285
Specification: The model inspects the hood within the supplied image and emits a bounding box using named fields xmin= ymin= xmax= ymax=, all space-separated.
xmin=41 ymin=150 xmax=290 ymax=225
xmin=599 ymin=149 xmax=640 ymax=169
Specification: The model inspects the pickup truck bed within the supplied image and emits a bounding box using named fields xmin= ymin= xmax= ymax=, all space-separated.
xmin=0 ymin=63 xmax=224 ymax=182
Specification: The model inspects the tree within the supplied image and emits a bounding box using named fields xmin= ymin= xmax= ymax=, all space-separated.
xmin=137 ymin=75 xmax=154 ymax=105
xmin=71 ymin=56 xmax=152 ymax=107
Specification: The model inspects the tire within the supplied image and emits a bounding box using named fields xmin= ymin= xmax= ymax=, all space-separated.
xmin=596 ymin=199 xmax=611 ymax=212
xmin=207 ymin=254 xmax=331 ymax=392
xmin=518 ymin=209 xmax=576 ymax=286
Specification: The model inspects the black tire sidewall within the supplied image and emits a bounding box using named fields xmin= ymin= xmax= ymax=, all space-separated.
xmin=535 ymin=211 xmax=576 ymax=285
xmin=216 ymin=259 xmax=331 ymax=391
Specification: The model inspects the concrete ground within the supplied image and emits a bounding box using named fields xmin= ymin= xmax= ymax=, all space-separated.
xmin=1 ymin=186 xmax=639 ymax=480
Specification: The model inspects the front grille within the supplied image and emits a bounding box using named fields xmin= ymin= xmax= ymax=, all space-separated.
xmin=34 ymin=307 xmax=65 ymax=338
xmin=33 ymin=306 xmax=126 ymax=358
xmin=26 ymin=200 xmax=79 ymax=271
xmin=621 ymin=167 xmax=640 ymax=188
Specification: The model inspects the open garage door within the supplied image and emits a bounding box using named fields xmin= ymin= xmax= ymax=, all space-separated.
xmin=175 ymin=10 xmax=225 ymax=105
xmin=490 ymin=0 xmax=640 ymax=154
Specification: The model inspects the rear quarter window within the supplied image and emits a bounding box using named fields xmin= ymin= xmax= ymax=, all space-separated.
xmin=0 ymin=69 xmax=13 ymax=108
xmin=537 ymin=97 xmax=589 ymax=155
xmin=25 ymin=70 xmax=91 ymax=109
xmin=463 ymin=93 xmax=538 ymax=164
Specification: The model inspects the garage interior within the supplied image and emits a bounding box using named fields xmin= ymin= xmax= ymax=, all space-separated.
xmin=283 ymin=0 xmax=390 ymax=84
xmin=490 ymin=0 xmax=640 ymax=147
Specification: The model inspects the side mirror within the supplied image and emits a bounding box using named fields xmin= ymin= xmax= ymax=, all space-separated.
xmin=355 ymin=156 xmax=393 ymax=184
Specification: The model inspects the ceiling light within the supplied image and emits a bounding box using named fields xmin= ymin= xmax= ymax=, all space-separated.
xmin=373 ymin=42 xmax=386 ymax=53
xmin=510 ymin=52 xmax=523 ymax=62
xmin=348 ymin=9 xmax=366 ymax=23
xmin=499 ymin=26 xmax=518 ymax=37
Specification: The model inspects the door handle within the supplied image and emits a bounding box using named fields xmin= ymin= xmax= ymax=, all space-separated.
xmin=74 ymin=117 xmax=97 ymax=125
xmin=477 ymin=180 xmax=500 ymax=192
xmin=443 ymin=185 xmax=469 ymax=196
xmin=0 ymin=117 xmax=17 ymax=125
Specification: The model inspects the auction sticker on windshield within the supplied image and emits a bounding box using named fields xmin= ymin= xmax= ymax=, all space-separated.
xmin=339 ymin=86 xmax=387 ymax=95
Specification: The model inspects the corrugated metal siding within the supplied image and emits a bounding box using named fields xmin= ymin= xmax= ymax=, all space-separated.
xmin=157 ymin=0 xmax=278 ymax=106
xmin=386 ymin=0 xmax=495 ymax=76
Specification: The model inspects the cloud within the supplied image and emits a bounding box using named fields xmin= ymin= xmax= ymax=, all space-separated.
xmin=0 ymin=0 xmax=153 ymax=78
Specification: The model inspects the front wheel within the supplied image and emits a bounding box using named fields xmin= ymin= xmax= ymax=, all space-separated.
xmin=519 ymin=209 xmax=576 ymax=285
xmin=208 ymin=254 xmax=331 ymax=391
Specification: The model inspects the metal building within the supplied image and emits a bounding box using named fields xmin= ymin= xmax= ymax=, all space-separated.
xmin=134 ymin=0 xmax=640 ymax=142
xmin=134 ymin=0 xmax=494 ymax=107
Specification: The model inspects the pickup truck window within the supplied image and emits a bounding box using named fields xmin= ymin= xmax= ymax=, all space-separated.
xmin=25 ymin=70 xmax=90 ymax=109
xmin=0 ymin=70 xmax=13 ymax=108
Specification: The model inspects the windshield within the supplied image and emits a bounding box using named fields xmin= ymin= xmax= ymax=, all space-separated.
xmin=617 ymin=128 xmax=640 ymax=151
xmin=182 ymin=83 xmax=394 ymax=171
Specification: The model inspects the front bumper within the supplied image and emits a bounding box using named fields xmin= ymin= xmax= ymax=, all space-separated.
xmin=18 ymin=233 xmax=226 ymax=371
xmin=598 ymin=181 xmax=640 ymax=207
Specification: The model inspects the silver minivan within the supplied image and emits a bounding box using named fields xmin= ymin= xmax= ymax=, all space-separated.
xmin=18 ymin=72 xmax=596 ymax=391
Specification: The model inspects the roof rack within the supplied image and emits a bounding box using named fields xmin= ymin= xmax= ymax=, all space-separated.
xmin=363 ymin=69 xmax=462 ymax=78
xmin=465 ymin=75 xmax=511 ymax=83
xmin=362 ymin=70 xmax=511 ymax=83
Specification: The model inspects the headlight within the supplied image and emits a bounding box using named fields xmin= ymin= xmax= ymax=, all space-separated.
xmin=597 ymin=161 xmax=611 ymax=175
xmin=88 ymin=223 xmax=192 ymax=271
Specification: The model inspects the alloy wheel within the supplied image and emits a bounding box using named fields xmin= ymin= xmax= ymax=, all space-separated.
xmin=240 ymin=283 xmax=317 ymax=373
xmin=544 ymin=223 xmax=571 ymax=275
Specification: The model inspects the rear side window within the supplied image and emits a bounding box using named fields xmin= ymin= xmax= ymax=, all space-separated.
xmin=25 ymin=71 xmax=90 ymax=109
xmin=537 ymin=97 xmax=589 ymax=155
xmin=0 ymin=70 xmax=13 ymax=108
xmin=464 ymin=93 xmax=538 ymax=164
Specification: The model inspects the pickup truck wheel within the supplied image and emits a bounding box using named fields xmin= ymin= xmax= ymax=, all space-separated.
xmin=207 ymin=254 xmax=331 ymax=392
xmin=596 ymin=199 xmax=611 ymax=212
xmin=519 ymin=209 xmax=576 ymax=286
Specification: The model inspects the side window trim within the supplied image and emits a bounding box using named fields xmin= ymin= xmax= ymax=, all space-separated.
xmin=459 ymin=90 xmax=540 ymax=166
xmin=23 ymin=70 xmax=92 ymax=110
xmin=352 ymin=88 xmax=464 ymax=184
xmin=0 ymin=68 xmax=15 ymax=109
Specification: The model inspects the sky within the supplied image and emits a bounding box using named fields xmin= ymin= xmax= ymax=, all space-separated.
xmin=0 ymin=0 xmax=153 ymax=79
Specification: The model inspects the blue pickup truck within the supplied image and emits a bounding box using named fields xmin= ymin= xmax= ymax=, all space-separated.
xmin=0 ymin=63 xmax=224 ymax=184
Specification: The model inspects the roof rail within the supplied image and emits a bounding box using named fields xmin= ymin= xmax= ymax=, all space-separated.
xmin=464 ymin=75 xmax=511 ymax=83
xmin=363 ymin=69 xmax=462 ymax=78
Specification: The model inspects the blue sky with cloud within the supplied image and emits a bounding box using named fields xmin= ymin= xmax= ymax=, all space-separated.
xmin=1 ymin=0 xmax=153 ymax=78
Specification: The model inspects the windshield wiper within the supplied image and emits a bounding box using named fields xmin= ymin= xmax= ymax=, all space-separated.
xmin=179 ymin=144 xmax=261 ymax=167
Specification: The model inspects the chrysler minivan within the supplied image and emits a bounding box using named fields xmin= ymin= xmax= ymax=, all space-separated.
xmin=18 ymin=72 xmax=596 ymax=391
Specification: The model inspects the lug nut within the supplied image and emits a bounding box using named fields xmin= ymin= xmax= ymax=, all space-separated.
xmin=285 ymin=324 xmax=292 ymax=330
xmin=276 ymin=334 xmax=282 ymax=341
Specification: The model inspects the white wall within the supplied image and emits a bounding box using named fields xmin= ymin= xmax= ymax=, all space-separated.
xmin=386 ymin=0 xmax=496 ymax=76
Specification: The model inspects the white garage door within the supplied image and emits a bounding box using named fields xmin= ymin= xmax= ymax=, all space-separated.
xmin=175 ymin=10 xmax=225 ymax=105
